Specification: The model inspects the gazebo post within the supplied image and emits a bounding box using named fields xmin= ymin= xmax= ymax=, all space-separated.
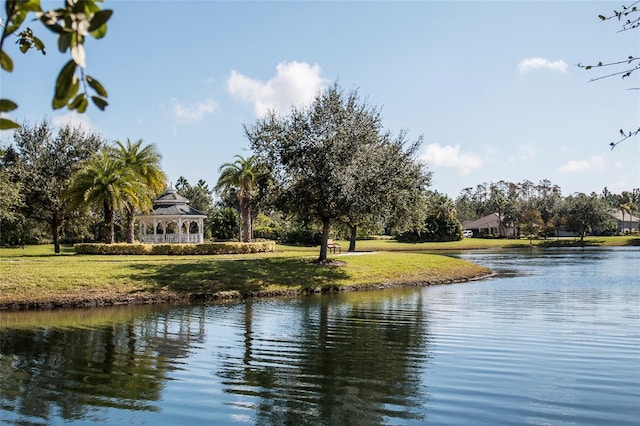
xmin=153 ymin=219 xmax=158 ymax=243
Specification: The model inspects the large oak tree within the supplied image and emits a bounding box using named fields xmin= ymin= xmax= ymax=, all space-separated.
xmin=246 ymin=83 xmax=430 ymax=261
xmin=5 ymin=120 xmax=104 ymax=252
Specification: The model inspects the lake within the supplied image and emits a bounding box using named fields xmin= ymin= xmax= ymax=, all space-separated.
xmin=1 ymin=247 xmax=638 ymax=425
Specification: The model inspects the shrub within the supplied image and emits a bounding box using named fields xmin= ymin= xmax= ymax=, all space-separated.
xmin=253 ymin=225 xmax=285 ymax=241
xmin=281 ymin=229 xmax=322 ymax=246
xmin=74 ymin=241 xmax=276 ymax=255
xmin=395 ymin=216 xmax=462 ymax=243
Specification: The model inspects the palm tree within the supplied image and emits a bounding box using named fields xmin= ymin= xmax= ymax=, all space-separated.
xmin=66 ymin=150 xmax=151 ymax=243
xmin=215 ymin=155 xmax=266 ymax=242
xmin=108 ymin=139 xmax=166 ymax=242
xmin=432 ymin=194 xmax=456 ymax=221
xmin=619 ymin=203 xmax=631 ymax=234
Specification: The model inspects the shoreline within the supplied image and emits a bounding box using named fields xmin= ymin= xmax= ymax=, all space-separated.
xmin=3 ymin=236 xmax=636 ymax=312
xmin=0 ymin=269 xmax=496 ymax=312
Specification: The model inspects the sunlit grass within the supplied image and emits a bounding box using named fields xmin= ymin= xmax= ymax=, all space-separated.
xmin=348 ymin=235 xmax=639 ymax=251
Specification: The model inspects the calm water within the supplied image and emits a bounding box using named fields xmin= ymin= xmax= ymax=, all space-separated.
xmin=1 ymin=247 xmax=638 ymax=425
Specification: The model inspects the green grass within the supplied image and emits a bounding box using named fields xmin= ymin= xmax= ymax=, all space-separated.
xmin=1 ymin=235 xmax=636 ymax=310
xmin=336 ymin=235 xmax=640 ymax=251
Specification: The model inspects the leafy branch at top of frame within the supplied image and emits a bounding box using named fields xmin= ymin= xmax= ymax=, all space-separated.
xmin=578 ymin=1 xmax=639 ymax=149
xmin=577 ymin=1 xmax=640 ymax=82
xmin=597 ymin=0 xmax=640 ymax=32
xmin=0 ymin=0 xmax=112 ymax=130
xmin=610 ymin=127 xmax=640 ymax=150
xmin=577 ymin=56 xmax=639 ymax=82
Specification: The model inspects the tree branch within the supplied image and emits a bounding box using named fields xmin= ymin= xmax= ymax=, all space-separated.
xmin=610 ymin=128 xmax=640 ymax=150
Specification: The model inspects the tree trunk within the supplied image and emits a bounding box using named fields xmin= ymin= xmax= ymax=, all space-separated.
xmin=126 ymin=204 xmax=135 ymax=243
xmin=104 ymin=202 xmax=115 ymax=244
xmin=240 ymin=201 xmax=252 ymax=243
xmin=51 ymin=213 xmax=62 ymax=254
xmin=348 ymin=224 xmax=357 ymax=252
xmin=318 ymin=219 xmax=330 ymax=262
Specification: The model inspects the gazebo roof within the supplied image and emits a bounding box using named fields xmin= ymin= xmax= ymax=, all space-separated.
xmin=154 ymin=187 xmax=190 ymax=206
xmin=139 ymin=186 xmax=207 ymax=218
xmin=150 ymin=203 xmax=207 ymax=217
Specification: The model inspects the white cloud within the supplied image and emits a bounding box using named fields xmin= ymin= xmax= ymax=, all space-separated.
xmin=518 ymin=57 xmax=568 ymax=74
xmin=168 ymin=98 xmax=218 ymax=124
xmin=51 ymin=112 xmax=94 ymax=131
xmin=559 ymin=155 xmax=606 ymax=173
xmin=227 ymin=61 xmax=330 ymax=116
xmin=510 ymin=143 xmax=536 ymax=162
xmin=420 ymin=143 xmax=483 ymax=176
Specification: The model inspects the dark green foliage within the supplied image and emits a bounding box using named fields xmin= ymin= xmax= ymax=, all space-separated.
xmin=65 ymin=149 xmax=152 ymax=244
xmin=209 ymin=207 xmax=239 ymax=241
xmin=252 ymin=225 xmax=283 ymax=241
xmin=396 ymin=214 xmax=462 ymax=243
xmin=109 ymin=139 xmax=167 ymax=243
xmin=396 ymin=192 xmax=462 ymax=243
xmin=215 ymin=155 xmax=270 ymax=242
xmin=246 ymin=83 xmax=429 ymax=260
xmin=559 ymin=193 xmax=616 ymax=240
xmin=176 ymin=177 xmax=215 ymax=214
xmin=1 ymin=120 xmax=104 ymax=251
xmin=280 ymin=228 xmax=323 ymax=246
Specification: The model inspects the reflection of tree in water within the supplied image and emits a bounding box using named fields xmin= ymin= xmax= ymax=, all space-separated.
xmin=0 ymin=305 xmax=206 ymax=424
xmin=219 ymin=291 xmax=431 ymax=425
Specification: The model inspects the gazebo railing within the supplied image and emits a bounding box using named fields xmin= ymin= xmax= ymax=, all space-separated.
xmin=139 ymin=234 xmax=202 ymax=244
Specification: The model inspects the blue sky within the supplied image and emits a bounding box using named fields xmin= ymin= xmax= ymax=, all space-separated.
xmin=2 ymin=0 xmax=639 ymax=199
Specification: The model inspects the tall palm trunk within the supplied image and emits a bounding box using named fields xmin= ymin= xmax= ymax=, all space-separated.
xmin=104 ymin=201 xmax=115 ymax=244
xmin=125 ymin=204 xmax=135 ymax=243
xmin=240 ymin=196 xmax=252 ymax=242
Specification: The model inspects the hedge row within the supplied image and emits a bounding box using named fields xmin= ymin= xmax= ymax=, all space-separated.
xmin=74 ymin=241 xmax=276 ymax=255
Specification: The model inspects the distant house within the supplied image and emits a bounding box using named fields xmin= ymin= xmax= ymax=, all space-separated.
xmin=462 ymin=213 xmax=517 ymax=237
xmin=609 ymin=210 xmax=639 ymax=234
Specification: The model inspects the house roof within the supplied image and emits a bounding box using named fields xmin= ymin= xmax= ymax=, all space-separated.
xmin=462 ymin=213 xmax=501 ymax=230
xmin=609 ymin=210 xmax=640 ymax=223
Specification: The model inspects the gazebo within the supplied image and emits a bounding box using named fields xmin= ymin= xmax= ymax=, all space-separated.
xmin=137 ymin=186 xmax=207 ymax=244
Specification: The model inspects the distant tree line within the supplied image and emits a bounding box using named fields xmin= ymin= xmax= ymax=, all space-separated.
xmin=455 ymin=179 xmax=639 ymax=240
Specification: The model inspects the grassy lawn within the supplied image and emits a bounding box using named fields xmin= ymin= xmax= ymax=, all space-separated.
xmin=1 ymin=235 xmax=636 ymax=310
xmin=351 ymin=235 xmax=640 ymax=251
